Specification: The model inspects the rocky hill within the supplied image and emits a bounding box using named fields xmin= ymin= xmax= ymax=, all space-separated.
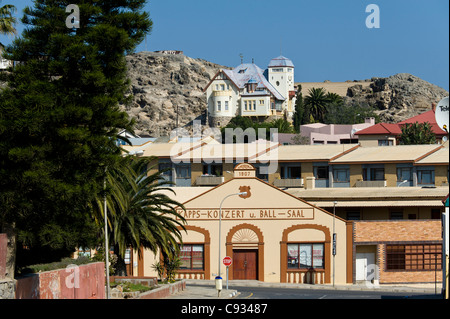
xmin=123 ymin=52 xmax=448 ymax=136
xmin=122 ymin=51 xmax=230 ymax=137
xmin=2 ymin=52 xmax=448 ymax=137
xmin=344 ymin=73 xmax=448 ymax=123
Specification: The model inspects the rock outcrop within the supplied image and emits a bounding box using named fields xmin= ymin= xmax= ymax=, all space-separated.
xmin=344 ymin=73 xmax=448 ymax=123
xmin=122 ymin=51 xmax=230 ymax=136
xmin=123 ymin=52 xmax=448 ymax=135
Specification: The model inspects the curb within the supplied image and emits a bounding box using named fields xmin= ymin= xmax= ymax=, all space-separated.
xmin=185 ymin=279 xmax=440 ymax=294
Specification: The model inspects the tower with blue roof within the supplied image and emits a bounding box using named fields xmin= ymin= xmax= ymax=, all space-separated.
xmin=267 ymin=56 xmax=296 ymax=119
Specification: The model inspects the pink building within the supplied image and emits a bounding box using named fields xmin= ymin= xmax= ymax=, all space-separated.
xmin=275 ymin=118 xmax=376 ymax=145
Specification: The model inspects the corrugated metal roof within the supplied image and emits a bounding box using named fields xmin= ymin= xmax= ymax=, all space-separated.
xmin=173 ymin=141 xmax=279 ymax=162
xmin=415 ymin=146 xmax=449 ymax=165
xmin=329 ymin=144 xmax=442 ymax=163
xmin=258 ymin=144 xmax=359 ymax=161
xmin=285 ymin=186 xmax=448 ymax=200
xmin=121 ymin=136 xmax=220 ymax=158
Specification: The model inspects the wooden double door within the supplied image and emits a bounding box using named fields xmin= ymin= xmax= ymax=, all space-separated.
xmin=233 ymin=249 xmax=258 ymax=280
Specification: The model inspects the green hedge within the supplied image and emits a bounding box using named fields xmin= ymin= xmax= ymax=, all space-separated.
xmin=18 ymin=256 xmax=94 ymax=275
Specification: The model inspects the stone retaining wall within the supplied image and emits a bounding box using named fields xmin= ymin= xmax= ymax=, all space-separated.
xmin=0 ymin=279 xmax=15 ymax=299
xmin=110 ymin=276 xmax=158 ymax=287
xmin=139 ymin=280 xmax=186 ymax=299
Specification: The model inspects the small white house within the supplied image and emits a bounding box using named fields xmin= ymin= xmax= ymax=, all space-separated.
xmin=0 ymin=48 xmax=12 ymax=70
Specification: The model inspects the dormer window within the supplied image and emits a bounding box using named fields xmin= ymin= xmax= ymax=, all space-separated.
xmin=246 ymin=79 xmax=258 ymax=93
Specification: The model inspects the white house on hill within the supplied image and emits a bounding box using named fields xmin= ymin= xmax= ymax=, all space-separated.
xmin=0 ymin=49 xmax=12 ymax=70
xmin=204 ymin=56 xmax=296 ymax=127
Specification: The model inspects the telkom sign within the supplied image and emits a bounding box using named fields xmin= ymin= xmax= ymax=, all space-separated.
xmin=435 ymin=97 xmax=449 ymax=133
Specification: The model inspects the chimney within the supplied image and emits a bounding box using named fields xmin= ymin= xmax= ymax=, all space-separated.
xmin=365 ymin=117 xmax=375 ymax=125
xmin=432 ymin=103 xmax=436 ymax=112
xmin=305 ymin=176 xmax=315 ymax=190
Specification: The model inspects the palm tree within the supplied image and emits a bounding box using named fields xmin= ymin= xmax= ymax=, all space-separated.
xmin=93 ymin=156 xmax=186 ymax=275
xmin=270 ymin=118 xmax=294 ymax=134
xmin=326 ymin=92 xmax=344 ymax=106
xmin=304 ymin=87 xmax=329 ymax=123
xmin=0 ymin=1 xmax=17 ymax=48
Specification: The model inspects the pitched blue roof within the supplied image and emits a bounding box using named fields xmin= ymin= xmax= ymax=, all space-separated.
xmin=222 ymin=63 xmax=285 ymax=101
xmin=268 ymin=56 xmax=294 ymax=68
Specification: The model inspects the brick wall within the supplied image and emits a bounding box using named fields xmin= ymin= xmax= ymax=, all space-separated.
xmin=377 ymin=243 xmax=442 ymax=283
xmin=354 ymin=220 xmax=443 ymax=284
xmin=354 ymin=220 xmax=442 ymax=243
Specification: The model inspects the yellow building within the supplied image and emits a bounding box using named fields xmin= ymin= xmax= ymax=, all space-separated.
xmin=122 ymin=140 xmax=448 ymax=285
xmin=143 ymin=163 xmax=352 ymax=284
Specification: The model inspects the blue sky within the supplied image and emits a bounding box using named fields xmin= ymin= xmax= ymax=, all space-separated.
xmin=2 ymin=0 xmax=449 ymax=90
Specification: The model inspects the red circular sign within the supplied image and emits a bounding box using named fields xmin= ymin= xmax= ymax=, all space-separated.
xmin=223 ymin=256 xmax=232 ymax=267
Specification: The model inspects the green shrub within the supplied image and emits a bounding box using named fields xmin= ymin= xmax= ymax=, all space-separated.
xmin=18 ymin=256 xmax=93 ymax=275
xmin=110 ymin=281 xmax=153 ymax=293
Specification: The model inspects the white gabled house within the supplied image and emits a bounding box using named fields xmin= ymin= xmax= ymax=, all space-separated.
xmin=204 ymin=56 xmax=296 ymax=127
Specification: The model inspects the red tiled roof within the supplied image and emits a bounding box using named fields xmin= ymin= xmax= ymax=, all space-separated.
xmin=356 ymin=110 xmax=447 ymax=136
xmin=398 ymin=110 xmax=435 ymax=124
xmin=398 ymin=110 xmax=447 ymax=135
xmin=355 ymin=123 xmax=402 ymax=136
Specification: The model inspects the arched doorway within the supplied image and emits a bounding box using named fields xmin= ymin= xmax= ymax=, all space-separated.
xmin=226 ymin=224 xmax=264 ymax=281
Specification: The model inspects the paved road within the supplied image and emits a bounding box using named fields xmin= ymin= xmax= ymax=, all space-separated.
xmin=232 ymin=285 xmax=440 ymax=299
xmin=176 ymin=279 xmax=443 ymax=300
xmin=161 ymin=281 xmax=442 ymax=317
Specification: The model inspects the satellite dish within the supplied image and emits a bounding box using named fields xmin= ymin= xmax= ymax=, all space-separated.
xmin=351 ymin=128 xmax=360 ymax=137
xmin=435 ymin=96 xmax=449 ymax=133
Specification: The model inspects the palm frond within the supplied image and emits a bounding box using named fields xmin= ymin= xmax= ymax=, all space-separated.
xmin=91 ymin=155 xmax=186 ymax=260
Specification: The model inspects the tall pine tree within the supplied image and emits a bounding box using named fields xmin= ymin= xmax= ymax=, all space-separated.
xmin=292 ymin=84 xmax=304 ymax=132
xmin=0 ymin=0 xmax=152 ymax=268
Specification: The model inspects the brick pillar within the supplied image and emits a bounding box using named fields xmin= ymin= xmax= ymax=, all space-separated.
xmin=0 ymin=234 xmax=7 ymax=279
